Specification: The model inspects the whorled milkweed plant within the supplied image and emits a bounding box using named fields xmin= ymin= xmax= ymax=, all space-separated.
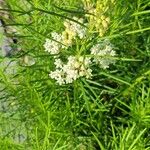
xmin=0 ymin=0 xmax=150 ymax=149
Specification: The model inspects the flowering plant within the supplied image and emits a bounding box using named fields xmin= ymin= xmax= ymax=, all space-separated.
xmin=43 ymin=13 xmax=116 ymax=85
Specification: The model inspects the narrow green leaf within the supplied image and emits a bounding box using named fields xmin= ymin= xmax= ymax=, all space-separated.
xmin=128 ymin=128 xmax=147 ymax=150
xmin=132 ymin=10 xmax=150 ymax=16
xmin=126 ymin=27 xmax=150 ymax=34
xmin=100 ymin=72 xmax=131 ymax=86
xmin=34 ymin=8 xmax=87 ymax=27
xmin=53 ymin=4 xmax=93 ymax=15
xmin=91 ymin=132 xmax=105 ymax=150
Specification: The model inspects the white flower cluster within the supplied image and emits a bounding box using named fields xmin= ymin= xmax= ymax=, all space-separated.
xmin=63 ymin=17 xmax=86 ymax=41
xmin=43 ymin=32 xmax=62 ymax=54
xmin=49 ymin=56 xmax=92 ymax=85
xmin=43 ymin=17 xmax=86 ymax=54
xmin=90 ymin=40 xmax=116 ymax=69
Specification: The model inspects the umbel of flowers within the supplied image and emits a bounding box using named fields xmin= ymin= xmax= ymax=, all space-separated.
xmin=62 ymin=17 xmax=87 ymax=46
xmin=43 ymin=5 xmax=116 ymax=85
xmin=83 ymin=0 xmax=115 ymax=37
xmin=90 ymin=39 xmax=116 ymax=69
xmin=44 ymin=17 xmax=87 ymax=54
xmin=49 ymin=56 xmax=92 ymax=85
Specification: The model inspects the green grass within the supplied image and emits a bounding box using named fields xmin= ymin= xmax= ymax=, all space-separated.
xmin=0 ymin=0 xmax=150 ymax=149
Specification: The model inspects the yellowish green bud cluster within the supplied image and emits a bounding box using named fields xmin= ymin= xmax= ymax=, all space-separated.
xmin=83 ymin=0 xmax=114 ymax=37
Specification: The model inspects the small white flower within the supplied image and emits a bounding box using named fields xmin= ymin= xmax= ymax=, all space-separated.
xmin=49 ymin=69 xmax=65 ymax=85
xmin=86 ymin=68 xmax=92 ymax=78
xmin=56 ymin=77 xmax=65 ymax=85
xmin=78 ymin=28 xmax=87 ymax=39
xmin=65 ymin=69 xmax=78 ymax=84
xmin=90 ymin=44 xmax=101 ymax=55
xmin=62 ymin=64 xmax=70 ymax=73
xmin=84 ymin=57 xmax=92 ymax=66
xmin=68 ymin=56 xmax=76 ymax=65
xmin=54 ymin=59 xmax=63 ymax=68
